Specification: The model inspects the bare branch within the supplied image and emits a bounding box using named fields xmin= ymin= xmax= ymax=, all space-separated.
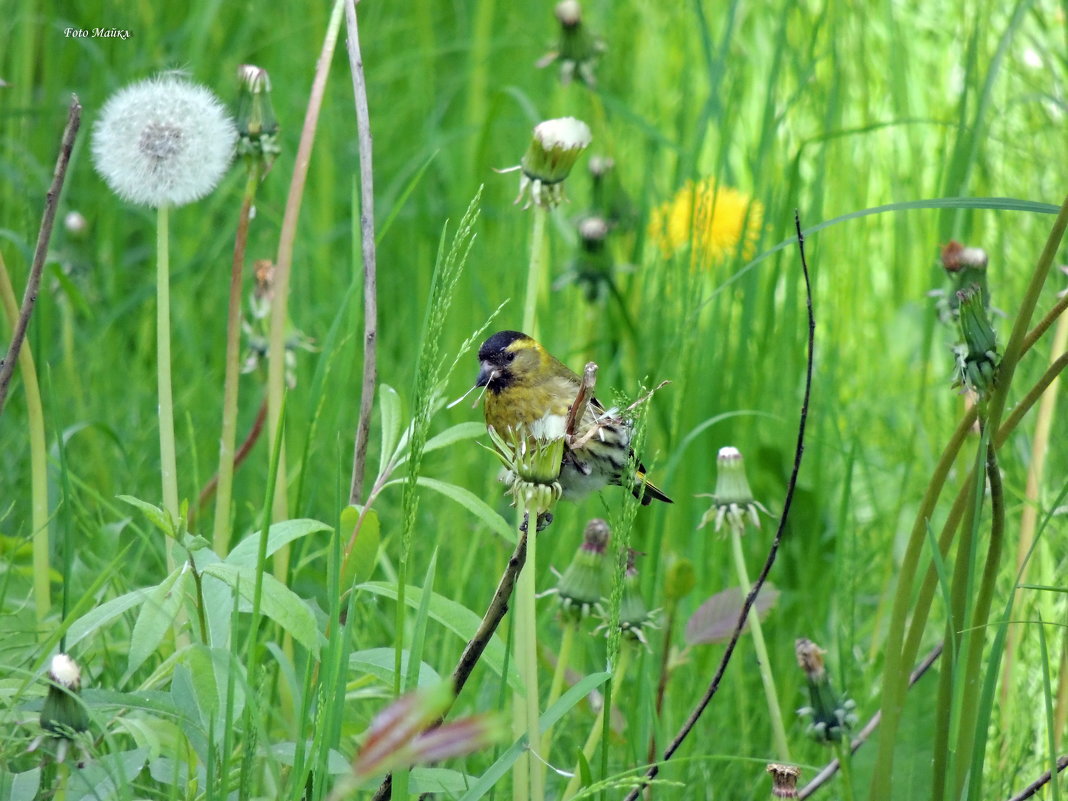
xmin=0 ymin=95 xmax=81 ymax=415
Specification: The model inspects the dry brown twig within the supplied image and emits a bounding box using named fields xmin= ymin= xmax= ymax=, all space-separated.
xmin=0 ymin=95 xmax=81 ymax=415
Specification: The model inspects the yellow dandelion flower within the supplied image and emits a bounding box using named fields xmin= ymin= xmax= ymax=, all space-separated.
xmin=649 ymin=178 xmax=763 ymax=268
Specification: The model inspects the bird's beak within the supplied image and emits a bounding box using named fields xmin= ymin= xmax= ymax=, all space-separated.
xmin=475 ymin=361 xmax=495 ymax=388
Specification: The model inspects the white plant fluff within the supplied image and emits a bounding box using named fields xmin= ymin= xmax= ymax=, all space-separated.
xmin=92 ymin=75 xmax=237 ymax=207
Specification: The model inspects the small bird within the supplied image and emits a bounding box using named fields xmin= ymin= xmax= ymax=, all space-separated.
xmin=475 ymin=330 xmax=672 ymax=505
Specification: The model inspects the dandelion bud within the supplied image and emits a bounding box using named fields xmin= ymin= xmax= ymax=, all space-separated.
xmin=235 ymin=64 xmax=280 ymax=169
xmin=940 ymin=240 xmax=990 ymax=314
xmin=698 ymin=446 xmax=769 ymax=534
xmin=795 ymin=638 xmax=857 ymax=744
xmin=617 ymin=550 xmax=658 ymax=646
xmin=766 ymin=763 xmax=801 ymax=798
xmin=514 ymin=117 xmax=592 ymax=209
xmin=556 ymin=518 xmax=611 ymax=620
xmin=535 ymin=1 xmax=605 ymax=86
xmin=486 ymin=425 xmax=565 ymax=516
xmin=952 ymin=284 xmax=999 ymax=398
xmin=40 ymin=654 xmax=89 ymax=737
xmin=92 ymin=74 xmax=237 ymax=208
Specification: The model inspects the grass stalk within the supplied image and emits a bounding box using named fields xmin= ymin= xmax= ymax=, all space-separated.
xmin=266 ymin=0 xmax=346 ymax=525
xmin=212 ymin=164 xmax=261 ymax=555
xmin=728 ymin=525 xmax=790 ymax=761
xmin=1000 ymin=305 xmax=1068 ymax=708
xmin=0 ymin=251 xmax=50 ymax=626
xmin=522 ymin=205 xmax=548 ymax=337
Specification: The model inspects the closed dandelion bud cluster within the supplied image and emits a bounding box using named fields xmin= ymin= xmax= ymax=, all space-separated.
xmin=92 ymin=74 xmax=237 ymax=207
xmin=766 ymin=763 xmax=801 ymax=798
xmin=556 ymin=518 xmax=611 ymax=620
xmin=795 ymin=638 xmax=857 ymax=744
xmin=235 ymin=65 xmax=280 ymax=169
xmin=40 ymin=654 xmax=89 ymax=737
xmin=952 ymin=284 xmax=999 ymax=398
xmin=535 ymin=0 xmax=605 ymax=87
xmin=515 ymin=117 xmax=592 ymax=208
xmin=487 ymin=424 xmax=565 ymax=515
xmin=699 ymin=446 xmax=769 ymax=534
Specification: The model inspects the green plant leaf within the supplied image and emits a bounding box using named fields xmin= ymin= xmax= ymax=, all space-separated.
xmin=116 ymin=495 xmax=173 ymax=537
xmin=340 ymin=506 xmax=380 ymax=590
xmin=202 ymin=563 xmax=320 ymax=653
xmin=125 ymin=568 xmax=191 ymax=679
xmin=349 ymin=648 xmax=442 ymax=687
xmin=457 ymin=672 xmax=611 ymax=800
xmin=356 ymin=581 xmax=521 ymax=692
xmin=378 ymin=383 xmax=403 ymax=475
xmin=385 ymin=476 xmax=513 ymax=542
xmin=226 ymin=518 xmax=333 ymax=568
xmin=397 ymin=421 xmax=487 ymax=465
xmin=66 ymin=588 xmax=151 ymax=650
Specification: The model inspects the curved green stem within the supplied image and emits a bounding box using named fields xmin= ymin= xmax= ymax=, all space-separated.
xmin=729 ymin=526 xmax=790 ymax=761
xmin=212 ymin=165 xmax=261 ymax=554
xmin=0 ymin=252 xmax=49 ymax=626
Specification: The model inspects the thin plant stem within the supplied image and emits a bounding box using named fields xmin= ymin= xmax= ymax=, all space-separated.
xmin=522 ymin=205 xmax=548 ymax=336
xmin=156 ymin=203 xmax=180 ymax=536
xmin=1001 ymin=308 xmax=1068 ymax=709
xmin=0 ymin=95 xmax=80 ymax=415
xmin=212 ymin=165 xmax=261 ymax=555
xmin=541 ymin=619 xmax=578 ymax=768
xmin=513 ymin=506 xmax=543 ymax=801
xmin=621 ymin=211 xmax=816 ymax=801
xmin=266 ymin=0 xmax=346 ymax=524
xmin=953 ymin=438 xmax=1006 ymax=800
xmin=873 ymin=194 xmax=1068 ymax=797
xmin=835 ymin=739 xmax=857 ymax=801
xmin=729 ymin=525 xmax=791 ymax=761
xmin=343 ymin=0 xmax=378 ymax=506
xmin=0 ymin=251 xmax=49 ymax=626
xmin=562 ymin=644 xmax=634 ymax=800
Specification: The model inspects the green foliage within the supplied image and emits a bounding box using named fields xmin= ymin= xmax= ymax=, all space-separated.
xmin=1 ymin=0 xmax=1066 ymax=798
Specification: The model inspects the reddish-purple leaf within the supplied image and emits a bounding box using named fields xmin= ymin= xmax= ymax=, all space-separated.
xmin=684 ymin=584 xmax=780 ymax=645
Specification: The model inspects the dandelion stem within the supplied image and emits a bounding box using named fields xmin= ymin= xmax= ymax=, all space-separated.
xmin=0 ymin=251 xmax=50 ymax=627
xmin=156 ymin=203 xmax=180 ymax=539
xmin=835 ymin=739 xmax=857 ymax=801
xmin=729 ymin=525 xmax=791 ymax=761
xmin=212 ymin=164 xmax=261 ymax=555
xmin=513 ymin=506 xmax=543 ymax=801
xmin=522 ymin=204 xmax=548 ymax=337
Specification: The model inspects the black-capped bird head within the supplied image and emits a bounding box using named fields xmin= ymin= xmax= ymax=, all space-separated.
xmin=476 ymin=330 xmax=541 ymax=393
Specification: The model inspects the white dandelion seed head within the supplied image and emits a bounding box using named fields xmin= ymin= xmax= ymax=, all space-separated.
xmin=92 ymin=75 xmax=237 ymax=208
xmin=49 ymin=653 xmax=82 ymax=689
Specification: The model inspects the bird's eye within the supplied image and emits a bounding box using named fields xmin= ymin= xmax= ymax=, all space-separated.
xmin=506 ymin=351 xmax=517 ymax=363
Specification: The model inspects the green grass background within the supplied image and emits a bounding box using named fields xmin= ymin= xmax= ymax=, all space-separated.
xmin=1 ymin=0 xmax=1066 ymax=798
